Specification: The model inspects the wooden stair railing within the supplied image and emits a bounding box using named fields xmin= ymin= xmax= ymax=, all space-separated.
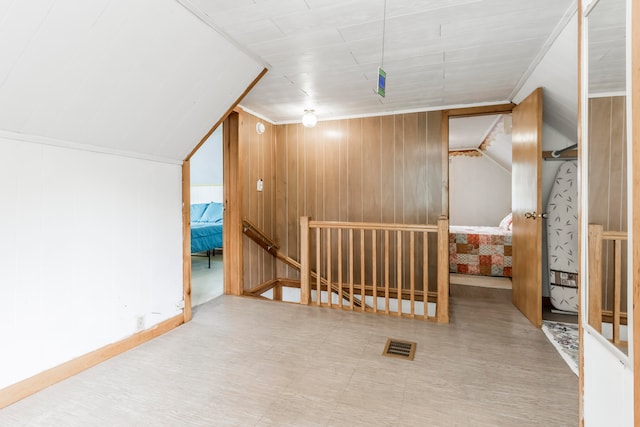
xmin=299 ymin=216 xmax=449 ymax=323
xmin=588 ymin=224 xmax=627 ymax=345
xmin=242 ymin=218 xmax=367 ymax=308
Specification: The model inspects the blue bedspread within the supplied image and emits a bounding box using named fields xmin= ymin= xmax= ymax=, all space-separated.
xmin=190 ymin=202 xmax=223 ymax=253
xmin=191 ymin=222 xmax=223 ymax=253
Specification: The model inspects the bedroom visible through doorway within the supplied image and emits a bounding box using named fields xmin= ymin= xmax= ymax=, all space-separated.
xmin=448 ymin=113 xmax=513 ymax=288
xmin=189 ymin=124 xmax=225 ymax=306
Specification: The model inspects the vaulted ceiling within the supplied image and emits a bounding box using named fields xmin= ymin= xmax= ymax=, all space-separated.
xmin=185 ymin=0 xmax=578 ymax=139
xmin=0 ymin=0 xmax=265 ymax=161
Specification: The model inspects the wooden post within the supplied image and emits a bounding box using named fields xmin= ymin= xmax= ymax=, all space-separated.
xmin=360 ymin=230 xmax=365 ymax=311
xmin=613 ymin=239 xmax=622 ymax=344
xmin=316 ymin=227 xmax=321 ymax=306
xmin=423 ymin=232 xmax=429 ymax=320
xmin=182 ymin=160 xmax=192 ymax=323
xmin=410 ymin=231 xmax=415 ymax=317
xmin=338 ymin=230 xmax=343 ymax=307
xmin=223 ymin=112 xmax=243 ymax=296
xmin=588 ymin=224 xmax=603 ymax=332
xmin=436 ymin=216 xmax=450 ymax=323
xmin=385 ymin=230 xmax=390 ymax=314
xmin=327 ymin=228 xmax=332 ymax=308
xmin=349 ymin=229 xmax=354 ymax=310
xmin=300 ymin=216 xmax=310 ymax=305
xmin=396 ymin=230 xmax=402 ymax=316
xmin=372 ymin=230 xmax=377 ymax=312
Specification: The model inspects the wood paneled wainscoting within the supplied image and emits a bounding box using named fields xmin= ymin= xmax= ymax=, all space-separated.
xmin=299 ymin=216 xmax=450 ymax=323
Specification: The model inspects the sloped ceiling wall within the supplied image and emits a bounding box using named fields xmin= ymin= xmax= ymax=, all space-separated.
xmin=0 ymin=0 xmax=265 ymax=162
xmin=513 ymin=13 xmax=578 ymax=142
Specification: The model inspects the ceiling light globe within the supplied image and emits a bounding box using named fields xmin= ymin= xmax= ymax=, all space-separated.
xmin=302 ymin=109 xmax=317 ymax=128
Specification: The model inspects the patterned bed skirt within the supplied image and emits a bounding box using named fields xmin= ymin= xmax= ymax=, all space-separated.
xmin=449 ymin=225 xmax=512 ymax=277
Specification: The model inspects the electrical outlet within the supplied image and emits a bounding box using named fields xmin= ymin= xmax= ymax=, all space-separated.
xmin=136 ymin=315 xmax=145 ymax=331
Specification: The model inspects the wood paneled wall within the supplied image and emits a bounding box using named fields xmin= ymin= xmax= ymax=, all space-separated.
xmin=588 ymin=96 xmax=627 ymax=311
xmin=237 ymin=111 xmax=445 ymax=292
xmin=239 ymin=111 xmax=277 ymax=291
xmin=273 ymin=112 xmax=444 ymax=290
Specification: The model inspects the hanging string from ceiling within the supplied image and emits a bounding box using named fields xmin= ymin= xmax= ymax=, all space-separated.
xmin=377 ymin=0 xmax=387 ymax=98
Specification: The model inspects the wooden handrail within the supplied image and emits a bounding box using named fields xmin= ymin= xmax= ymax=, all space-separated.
xmin=602 ymin=231 xmax=628 ymax=241
xmin=309 ymin=220 xmax=437 ymax=232
xmin=242 ymin=219 xmax=366 ymax=308
xmin=242 ymin=218 xmax=279 ymax=254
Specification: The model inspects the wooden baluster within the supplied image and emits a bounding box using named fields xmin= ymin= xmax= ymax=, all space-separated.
xmin=316 ymin=227 xmax=321 ymax=306
xmin=423 ymin=231 xmax=429 ymax=320
xmin=588 ymin=224 xmax=603 ymax=333
xmin=360 ymin=229 xmax=366 ymax=311
xmin=410 ymin=231 xmax=415 ymax=317
xmin=372 ymin=229 xmax=377 ymax=313
xmin=613 ymin=239 xmax=622 ymax=344
xmin=437 ymin=216 xmax=449 ymax=323
xmin=385 ymin=230 xmax=390 ymax=314
xmin=397 ymin=230 xmax=402 ymax=316
xmin=349 ymin=228 xmax=354 ymax=310
xmin=300 ymin=216 xmax=310 ymax=305
xmin=327 ymin=228 xmax=332 ymax=308
xmin=338 ymin=230 xmax=343 ymax=308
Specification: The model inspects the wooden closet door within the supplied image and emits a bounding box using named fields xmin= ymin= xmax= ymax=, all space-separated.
xmin=511 ymin=88 xmax=543 ymax=327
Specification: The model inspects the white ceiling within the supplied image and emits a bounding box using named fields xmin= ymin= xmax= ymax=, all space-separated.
xmin=0 ymin=0 xmax=264 ymax=162
xmin=449 ymin=115 xmax=500 ymax=150
xmin=588 ymin=0 xmax=626 ymax=94
xmin=449 ymin=114 xmax=513 ymax=172
xmin=186 ymin=0 xmax=576 ymax=125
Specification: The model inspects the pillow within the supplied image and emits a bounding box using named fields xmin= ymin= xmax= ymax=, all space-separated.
xmin=199 ymin=202 xmax=224 ymax=223
xmin=190 ymin=203 xmax=209 ymax=222
xmin=499 ymin=213 xmax=513 ymax=231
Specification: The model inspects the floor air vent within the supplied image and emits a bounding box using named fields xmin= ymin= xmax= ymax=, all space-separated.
xmin=382 ymin=338 xmax=416 ymax=361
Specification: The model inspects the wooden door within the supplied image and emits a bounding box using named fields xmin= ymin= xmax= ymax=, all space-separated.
xmin=511 ymin=88 xmax=543 ymax=327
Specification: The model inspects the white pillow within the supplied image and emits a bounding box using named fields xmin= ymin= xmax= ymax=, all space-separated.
xmin=499 ymin=213 xmax=513 ymax=230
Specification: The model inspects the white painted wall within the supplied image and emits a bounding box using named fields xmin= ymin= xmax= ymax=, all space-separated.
xmin=583 ymin=330 xmax=633 ymax=426
xmin=190 ymin=126 xmax=223 ymax=203
xmin=0 ymin=0 xmax=265 ymax=392
xmin=191 ymin=127 xmax=223 ymax=186
xmin=0 ymin=137 xmax=183 ymax=390
xmin=449 ymin=155 xmax=511 ymax=227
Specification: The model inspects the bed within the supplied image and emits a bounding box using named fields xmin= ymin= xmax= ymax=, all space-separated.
xmin=191 ymin=202 xmax=223 ymax=267
xmin=449 ymin=214 xmax=512 ymax=278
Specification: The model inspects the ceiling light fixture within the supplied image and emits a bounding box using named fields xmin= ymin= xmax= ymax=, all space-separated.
xmin=302 ymin=109 xmax=317 ymax=128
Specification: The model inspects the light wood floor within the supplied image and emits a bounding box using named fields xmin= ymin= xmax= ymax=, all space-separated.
xmin=0 ymin=285 xmax=578 ymax=426
xmin=191 ymin=253 xmax=224 ymax=307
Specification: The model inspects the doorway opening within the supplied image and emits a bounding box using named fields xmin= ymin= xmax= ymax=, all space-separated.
xmin=448 ymin=113 xmax=513 ymax=290
xmin=189 ymin=124 xmax=225 ymax=307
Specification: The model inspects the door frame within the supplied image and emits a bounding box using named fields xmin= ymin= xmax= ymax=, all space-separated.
xmin=181 ymin=69 xmax=267 ymax=322
xmin=443 ymin=104 xmax=516 ymax=292
xmin=441 ymin=103 xmax=515 ymax=219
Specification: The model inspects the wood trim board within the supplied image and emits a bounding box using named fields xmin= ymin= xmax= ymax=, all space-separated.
xmin=0 ymin=315 xmax=184 ymax=409
xmin=185 ymin=68 xmax=268 ymax=162
xmin=223 ymin=111 xmax=243 ymax=296
xmin=577 ymin=2 xmax=584 ymax=424
xmin=631 ymin=0 xmax=640 ymax=423
xmin=182 ymin=160 xmax=192 ymax=323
